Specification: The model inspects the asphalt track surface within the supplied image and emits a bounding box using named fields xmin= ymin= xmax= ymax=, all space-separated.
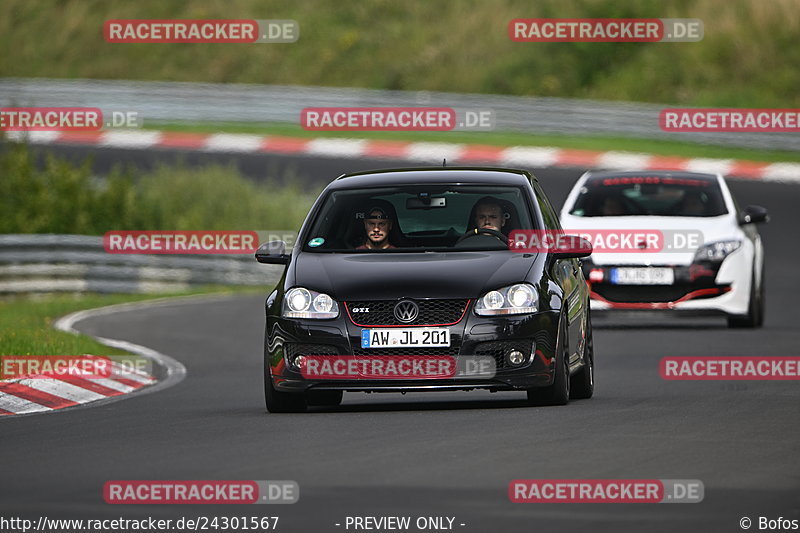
xmin=2 ymin=144 xmax=800 ymax=532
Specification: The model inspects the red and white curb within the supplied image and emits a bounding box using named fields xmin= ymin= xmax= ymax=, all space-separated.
xmin=0 ymin=297 xmax=190 ymax=417
xmin=0 ymin=356 xmax=155 ymax=415
xmin=6 ymin=129 xmax=800 ymax=183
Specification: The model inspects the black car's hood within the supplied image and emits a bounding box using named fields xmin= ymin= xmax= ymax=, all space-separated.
xmin=292 ymin=251 xmax=537 ymax=300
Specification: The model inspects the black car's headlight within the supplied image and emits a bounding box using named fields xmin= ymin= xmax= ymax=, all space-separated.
xmin=475 ymin=283 xmax=538 ymax=316
xmin=283 ymin=287 xmax=339 ymax=319
xmin=694 ymin=240 xmax=742 ymax=262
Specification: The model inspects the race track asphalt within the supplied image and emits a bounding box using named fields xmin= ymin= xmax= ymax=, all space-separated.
xmin=2 ymin=145 xmax=799 ymax=533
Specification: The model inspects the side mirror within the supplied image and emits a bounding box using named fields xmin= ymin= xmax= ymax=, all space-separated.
xmin=552 ymin=236 xmax=593 ymax=259
xmin=738 ymin=205 xmax=769 ymax=225
xmin=255 ymin=240 xmax=290 ymax=265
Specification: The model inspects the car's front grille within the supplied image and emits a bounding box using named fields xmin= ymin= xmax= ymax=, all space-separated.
xmin=472 ymin=339 xmax=535 ymax=369
xmin=345 ymin=299 xmax=470 ymax=326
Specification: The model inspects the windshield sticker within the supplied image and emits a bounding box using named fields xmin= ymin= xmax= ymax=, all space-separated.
xmin=308 ymin=237 xmax=325 ymax=247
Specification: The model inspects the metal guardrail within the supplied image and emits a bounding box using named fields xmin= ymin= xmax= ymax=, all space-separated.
xmin=1 ymin=78 xmax=797 ymax=151
xmin=0 ymin=234 xmax=285 ymax=293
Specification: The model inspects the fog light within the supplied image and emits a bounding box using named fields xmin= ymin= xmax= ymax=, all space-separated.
xmin=291 ymin=355 xmax=307 ymax=371
xmin=507 ymin=350 xmax=526 ymax=366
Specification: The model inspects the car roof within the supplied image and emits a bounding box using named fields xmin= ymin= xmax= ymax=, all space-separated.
xmin=582 ymin=170 xmax=720 ymax=184
xmin=329 ymin=167 xmax=534 ymax=189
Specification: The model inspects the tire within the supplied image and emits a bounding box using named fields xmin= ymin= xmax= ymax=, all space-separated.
xmin=570 ymin=306 xmax=594 ymax=400
xmin=727 ymin=262 xmax=764 ymax=329
xmin=757 ymin=267 xmax=766 ymax=327
xmin=264 ymin=370 xmax=307 ymax=413
xmin=264 ymin=337 xmax=307 ymax=413
xmin=526 ymin=315 xmax=570 ymax=406
xmin=305 ymin=390 xmax=343 ymax=407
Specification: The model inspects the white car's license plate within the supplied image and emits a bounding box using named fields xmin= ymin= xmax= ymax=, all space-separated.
xmin=361 ymin=328 xmax=450 ymax=348
xmin=610 ymin=267 xmax=675 ymax=285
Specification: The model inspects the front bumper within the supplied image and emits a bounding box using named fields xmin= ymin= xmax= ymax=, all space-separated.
xmin=583 ymin=248 xmax=752 ymax=316
xmin=266 ymin=308 xmax=560 ymax=393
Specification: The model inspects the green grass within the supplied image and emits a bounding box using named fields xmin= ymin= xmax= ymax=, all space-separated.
xmin=0 ymin=143 xmax=320 ymax=234
xmin=1 ymin=0 xmax=799 ymax=107
xmin=148 ymin=120 xmax=800 ymax=163
xmin=0 ymin=287 xmax=260 ymax=366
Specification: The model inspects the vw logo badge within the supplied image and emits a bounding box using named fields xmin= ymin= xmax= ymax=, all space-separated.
xmin=393 ymin=300 xmax=419 ymax=323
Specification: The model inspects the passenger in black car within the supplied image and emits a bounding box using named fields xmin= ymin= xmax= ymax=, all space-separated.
xmin=357 ymin=206 xmax=397 ymax=250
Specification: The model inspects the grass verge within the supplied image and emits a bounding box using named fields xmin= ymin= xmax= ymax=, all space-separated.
xmin=2 ymin=0 xmax=799 ymax=108
xmin=0 ymin=143 xmax=321 ymax=234
xmin=0 ymin=287 xmax=262 ymax=359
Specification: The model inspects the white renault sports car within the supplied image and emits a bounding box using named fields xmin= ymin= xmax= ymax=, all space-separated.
xmin=560 ymin=170 xmax=768 ymax=328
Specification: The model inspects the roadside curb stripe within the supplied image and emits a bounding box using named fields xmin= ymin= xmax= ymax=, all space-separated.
xmin=0 ymin=355 xmax=155 ymax=416
xmin=0 ymin=391 xmax=50 ymax=414
xmin=0 ymin=294 xmax=210 ymax=418
xmin=6 ymin=129 xmax=800 ymax=183
xmin=0 ymin=382 xmax=79 ymax=409
xmin=56 ymin=376 xmax=127 ymax=397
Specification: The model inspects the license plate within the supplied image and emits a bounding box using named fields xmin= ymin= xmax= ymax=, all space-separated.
xmin=610 ymin=267 xmax=674 ymax=285
xmin=361 ymin=328 xmax=450 ymax=348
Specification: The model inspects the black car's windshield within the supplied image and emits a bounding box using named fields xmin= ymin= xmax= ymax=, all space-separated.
xmin=569 ymin=175 xmax=728 ymax=217
xmin=302 ymin=185 xmax=535 ymax=252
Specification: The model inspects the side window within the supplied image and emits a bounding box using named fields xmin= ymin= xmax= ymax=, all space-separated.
xmin=534 ymin=183 xmax=562 ymax=230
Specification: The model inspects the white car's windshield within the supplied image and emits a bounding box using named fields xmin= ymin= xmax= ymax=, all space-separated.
xmin=569 ymin=175 xmax=728 ymax=217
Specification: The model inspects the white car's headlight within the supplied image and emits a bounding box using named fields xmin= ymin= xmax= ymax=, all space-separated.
xmin=283 ymin=287 xmax=339 ymax=319
xmin=694 ymin=240 xmax=742 ymax=262
xmin=475 ymin=283 xmax=538 ymax=316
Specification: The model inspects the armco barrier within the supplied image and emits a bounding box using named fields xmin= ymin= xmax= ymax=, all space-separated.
xmin=1 ymin=78 xmax=798 ymax=151
xmin=0 ymin=234 xmax=285 ymax=293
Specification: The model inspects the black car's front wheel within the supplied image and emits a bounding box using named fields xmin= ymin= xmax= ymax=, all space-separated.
xmin=526 ymin=315 xmax=570 ymax=406
xmin=264 ymin=335 xmax=307 ymax=413
xmin=264 ymin=371 xmax=307 ymax=413
xmin=569 ymin=306 xmax=594 ymax=399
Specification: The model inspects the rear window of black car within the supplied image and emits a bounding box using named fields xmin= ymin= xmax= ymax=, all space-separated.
xmin=569 ymin=175 xmax=728 ymax=217
xmin=301 ymin=185 xmax=536 ymax=252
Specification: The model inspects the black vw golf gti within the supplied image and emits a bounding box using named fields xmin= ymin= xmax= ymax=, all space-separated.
xmin=256 ymin=168 xmax=594 ymax=412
